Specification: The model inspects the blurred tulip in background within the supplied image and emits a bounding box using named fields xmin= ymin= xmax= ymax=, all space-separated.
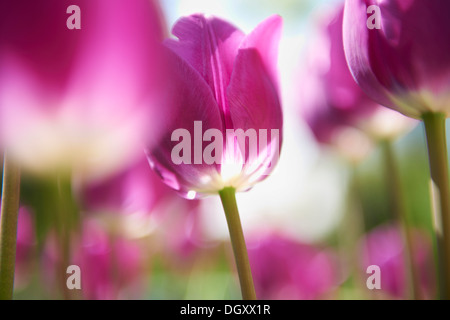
xmin=300 ymin=6 xmax=415 ymax=163
xmin=42 ymin=218 xmax=145 ymax=300
xmin=343 ymin=0 xmax=450 ymax=119
xmin=248 ymin=233 xmax=339 ymax=300
xmin=360 ymin=224 xmax=435 ymax=299
xmin=343 ymin=0 xmax=450 ymax=299
xmin=0 ymin=0 xmax=168 ymax=181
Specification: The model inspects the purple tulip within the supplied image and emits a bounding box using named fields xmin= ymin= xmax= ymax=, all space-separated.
xmin=300 ymin=6 xmax=414 ymax=153
xmin=82 ymin=157 xmax=178 ymax=216
xmin=360 ymin=224 xmax=435 ymax=299
xmin=301 ymin=7 xmax=377 ymax=144
xmin=247 ymin=233 xmax=339 ymax=300
xmin=343 ymin=0 xmax=450 ymax=298
xmin=343 ymin=0 xmax=450 ymax=119
xmin=75 ymin=220 xmax=144 ymax=300
xmin=146 ymin=15 xmax=283 ymax=199
xmin=0 ymin=204 xmax=36 ymax=290
xmin=42 ymin=219 xmax=145 ymax=300
xmin=13 ymin=207 xmax=35 ymax=289
xmin=81 ymin=156 xmax=205 ymax=259
xmin=0 ymin=0 xmax=168 ymax=179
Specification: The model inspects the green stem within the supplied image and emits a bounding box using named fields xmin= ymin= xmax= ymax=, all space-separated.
xmin=337 ymin=165 xmax=368 ymax=299
xmin=55 ymin=176 xmax=79 ymax=300
xmin=0 ymin=153 xmax=21 ymax=300
xmin=381 ymin=140 xmax=422 ymax=300
xmin=422 ymin=112 xmax=450 ymax=300
xmin=219 ymin=187 xmax=256 ymax=300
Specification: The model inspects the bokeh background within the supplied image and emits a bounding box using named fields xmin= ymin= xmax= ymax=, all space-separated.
xmin=2 ymin=0 xmax=445 ymax=299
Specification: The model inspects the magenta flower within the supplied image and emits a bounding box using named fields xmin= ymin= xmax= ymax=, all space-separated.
xmin=0 ymin=204 xmax=35 ymax=291
xmin=0 ymin=0 xmax=168 ymax=179
xmin=81 ymin=156 xmax=205 ymax=259
xmin=146 ymin=15 xmax=283 ymax=199
xmin=301 ymin=7 xmax=376 ymax=144
xmin=43 ymin=219 xmax=145 ymax=300
xmin=343 ymin=0 xmax=450 ymax=119
xmin=82 ymin=157 xmax=178 ymax=216
xmin=360 ymin=224 xmax=435 ymax=299
xmin=14 ymin=207 xmax=35 ymax=289
xmin=300 ymin=6 xmax=414 ymax=156
xmin=343 ymin=0 xmax=450 ymax=297
xmin=75 ymin=220 xmax=144 ymax=300
xmin=247 ymin=233 xmax=339 ymax=300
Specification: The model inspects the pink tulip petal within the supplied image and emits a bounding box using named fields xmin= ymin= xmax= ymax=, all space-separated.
xmin=301 ymin=7 xmax=379 ymax=144
xmin=228 ymin=50 xmax=282 ymax=132
xmin=227 ymin=18 xmax=283 ymax=179
xmin=360 ymin=224 xmax=435 ymax=299
xmin=248 ymin=233 xmax=339 ymax=300
xmin=343 ymin=0 xmax=395 ymax=113
xmin=0 ymin=0 xmax=168 ymax=178
xmin=344 ymin=0 xmax=450 ymax=118
xmin=0 ymin=0 xmax=84 ymax=104
xmin=83 ymin=157 xmax=173 ymax=214
xmin=228 ymin=15 xmax=282 ymax=133
xmin=238 ymin=15 xmax=283 ymax=91
xmin=165 ymin=15 xmax=245 ymax=130
xmin=65 ymin=0 xmax=167 ymax=137
xmin=147 ymin=49 xmax=224 ymax=198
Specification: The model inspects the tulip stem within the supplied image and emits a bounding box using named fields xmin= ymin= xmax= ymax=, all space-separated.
xmin=422 ymin=112 xmax=450 ymax=300
xmin=55 ymin=176 xmax=79 ymax=300
xmin=0 ymin=153 xmax=21 ymax=300
xmin=381 ymin=139 xmax=422 ymax=300
xmin=219 ymin=187 xmax=256 ymax=300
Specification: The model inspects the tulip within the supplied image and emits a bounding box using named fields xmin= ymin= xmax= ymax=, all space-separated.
xmin=300 ymin=6 xmax=414 ymax=163
xmin=42 ymin=219 xmax=144 ymax=300
xmin=82 ymin=158 xmax=177 ymax=216
xmin=0 ymin=0 xmax=167 ymax=180
xmin=14 ymin=207 xmax=36 ymax=290
xmin=247 ymin=233 xmax=339 ymax=300
xmin=343 ymin=0 xmax=450 ymax=298
xmin=343 ymin=0 xmax=450 ymax=120
xmin=360 ymin=224 xmax=435 ymax=299
xmin=302 ymin=5 xmax=422 ymax=298
xmin=81 ymin=156 xmax=204 ymax=259
xmin=146 ymin=14 xmax=283 ymax=300
xmin=0 ymin=206 xmax=35 ymax=293
xmin=147 ymin=14 xmax=283 ymax=199
xmin=76 ymin=220 xmax=144 ymax=300
xmin=0 ymin=0 xmax=168 ymax=299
